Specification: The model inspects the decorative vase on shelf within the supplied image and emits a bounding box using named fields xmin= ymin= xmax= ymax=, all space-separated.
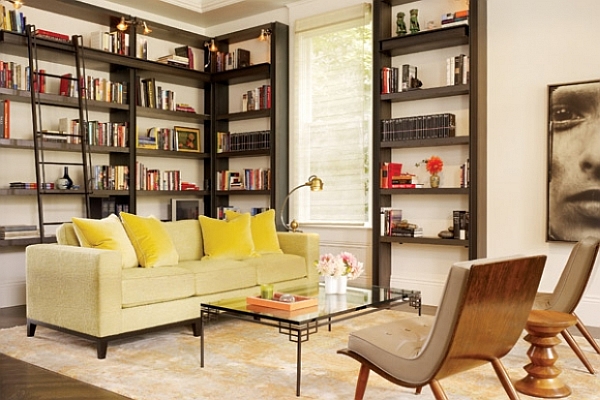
xmin=56 ymin=167 xmax=73 ymax=190
xmin=430 ymin=173 xmax=440 ymax=188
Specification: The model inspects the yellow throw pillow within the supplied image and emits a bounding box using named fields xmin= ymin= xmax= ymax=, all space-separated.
xmin=225 ymin=209 xmax=282 ymax=255
xmin=199 ymin=214 xmax=257 ymax=260
xmin=72 ymin=214 xmax=138 ymax=269
xmin=119 ymin=212 xmax=179 ymax=268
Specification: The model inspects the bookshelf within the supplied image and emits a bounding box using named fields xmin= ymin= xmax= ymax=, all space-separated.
xmin=0 ymin=2 xmax=289 ymax=244
xmin=372 ymin=0 xmax=487 ymax=288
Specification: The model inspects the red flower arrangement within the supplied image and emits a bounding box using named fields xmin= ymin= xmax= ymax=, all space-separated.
xmin=424 ymin=156 xmax=443 ymax=175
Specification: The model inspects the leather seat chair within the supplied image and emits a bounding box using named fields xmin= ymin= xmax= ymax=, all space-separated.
xmin=338 ymin=255 xmax=546 ymax=400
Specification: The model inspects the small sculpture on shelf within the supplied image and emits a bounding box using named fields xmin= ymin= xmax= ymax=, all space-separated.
xmin=396 ymin=12 xmax=407 ymax=36
xmin=410 ymin=9 xmax=420 ymax=34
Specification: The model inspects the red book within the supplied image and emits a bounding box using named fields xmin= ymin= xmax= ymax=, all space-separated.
xmin=3 ymin=99 xmax=9 ymax=139
xmin=59 ymin=73 xmax=72 ymax=96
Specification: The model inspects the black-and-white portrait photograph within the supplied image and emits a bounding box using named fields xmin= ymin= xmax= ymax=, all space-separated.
xmin=547 ymin=79 xmax=600 ymax=242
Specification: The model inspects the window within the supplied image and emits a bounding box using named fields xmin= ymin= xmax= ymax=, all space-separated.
xmin=291 ymin=3 xmax=372 ymax=226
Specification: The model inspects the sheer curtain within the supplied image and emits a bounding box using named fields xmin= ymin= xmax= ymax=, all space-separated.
xmin=291 ymin=3 xmax=372 ymax=226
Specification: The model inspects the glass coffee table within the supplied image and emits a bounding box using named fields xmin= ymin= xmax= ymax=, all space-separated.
xmin=200 ymin=282 xmax=421 ymax=396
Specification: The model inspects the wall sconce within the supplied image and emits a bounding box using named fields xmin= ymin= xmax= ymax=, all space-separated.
xmin=258 ymin=28 xmax=272 ymax=42
xmin=279 ymin=175 xmax=324 ymax=232
xmin=204 ymin=39 xmax=218 ymax=52
xmin=116 ymin=17 xmax=152 ymax=35
xmin=4 ymin=0 xmax=23 ymax=9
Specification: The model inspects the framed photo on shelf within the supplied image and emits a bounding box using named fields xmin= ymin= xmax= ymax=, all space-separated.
xmin=170 ymin=198 xmax=201 ymax=221
xmin=547 ymin=79 xmax=600 ymax=242
xmin=175 ymin=126 xmax=201 ymax=152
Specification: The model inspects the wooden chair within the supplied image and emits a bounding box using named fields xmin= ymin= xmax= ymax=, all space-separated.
xmin=533 ymin=236 xmax=600 ymax=374
xmin=338 ymin=255 xmax=547 ymax=400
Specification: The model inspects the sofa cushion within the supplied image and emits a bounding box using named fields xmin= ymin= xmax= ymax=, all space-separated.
xmin=120 ymin=212 xmax=179 ymax=268
xmin=199 ymin=214 xmax=257 ymax=260
xmin=163 ymin=219 xmax=203 ymax=261
xmin=177 ymin=259 xmax=258 ymax=295
xmin=56 ymin=223 xmax=80 ymax=246
xmin=225 ymin=209 xmax=283 ymax=255
xmin=121 ymin=266 xmax=195 ymax=307
xmin=246 ymin=254 xmax=308 ymax=284
xmin=71 ymin=214 xmax=139 ymax=269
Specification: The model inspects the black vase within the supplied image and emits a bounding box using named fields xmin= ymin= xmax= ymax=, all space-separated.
xmin=62 ymin=166 xmax=73 ymax=189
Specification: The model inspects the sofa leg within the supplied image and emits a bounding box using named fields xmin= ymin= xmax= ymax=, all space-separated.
xmin=97 ymin=340 xmax=108 ymax=359
xmin=27 ymin=321 xmax=37 ymax=337
xmin=192 ymin=319 xmax=201 ymax=337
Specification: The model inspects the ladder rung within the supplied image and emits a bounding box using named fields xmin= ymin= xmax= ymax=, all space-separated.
xmin=39 ymin=161 xmax=85 ymax=166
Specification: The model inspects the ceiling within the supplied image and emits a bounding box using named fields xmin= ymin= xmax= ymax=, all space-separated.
xmin=107 ymin=0 xmax=299 ymax=28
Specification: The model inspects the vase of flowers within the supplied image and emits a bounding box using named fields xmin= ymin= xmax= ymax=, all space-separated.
xmin=315 ymin=252 xmax=364 ymax=294
xmin=419 ymin=155 xmax=443 ymax=188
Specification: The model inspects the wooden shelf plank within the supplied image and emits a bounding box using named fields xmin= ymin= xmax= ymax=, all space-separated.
xmin=381 ymin=136 xmax=469 ymax=149
xmin=380 ymin=24 xmax=469 ymax=56
xmin=380 ymin=187 xmax=469 ymax=195
xmin=382 ymin=84 xmax=469 ymax=102
xmin=380 ymin=236 xmax=469 ymax=246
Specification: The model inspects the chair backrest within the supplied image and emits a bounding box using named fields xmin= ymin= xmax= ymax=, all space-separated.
xmin=545 ymin=236 xmax=600 ymax=313
xmin=418 ymin=255 xmax=546 ymax=381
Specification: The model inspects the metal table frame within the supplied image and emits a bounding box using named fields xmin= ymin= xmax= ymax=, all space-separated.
xmin=200 ymin=285 xmax=421 ymax=396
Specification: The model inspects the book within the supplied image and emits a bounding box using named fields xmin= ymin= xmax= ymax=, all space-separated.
xmin=390 ymin=227 xmax=423 ymax=237
xmin=174 ymin=46 xmax=194 ymax=69
xmin=59 ymin=73 xmax=72 ymax=96
xmin=380 ymin=162 xmax=402 ymax=188
xmin=35 ymin=29 xmax=70 ymax=42
xmin=401 ymin=64 xmax=418 ymax=91
xmin=0 ymin=225 xmax=37 ymax=232
xmin=453 ymin=210 xmax=469 ymax=239
xmin=2 ymin=99 xmax=9 ymax=139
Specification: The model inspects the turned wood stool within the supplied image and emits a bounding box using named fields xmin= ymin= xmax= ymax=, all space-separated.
xmin=515 ymin=309 xmax=577 ymax=398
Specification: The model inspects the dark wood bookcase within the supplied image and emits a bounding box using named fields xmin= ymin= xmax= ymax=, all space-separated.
xmin=0 ymin=1 xmax=289 ymax=245
xmin=372 ymin=0 xmax=487 ymax=286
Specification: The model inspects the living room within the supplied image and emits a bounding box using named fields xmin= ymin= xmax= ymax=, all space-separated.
xmin=1 ymin=0 xmax=600 ymax=398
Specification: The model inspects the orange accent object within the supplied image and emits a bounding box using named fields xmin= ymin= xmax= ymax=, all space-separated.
xmin=246 ymin=293 xmax=318 ymax=311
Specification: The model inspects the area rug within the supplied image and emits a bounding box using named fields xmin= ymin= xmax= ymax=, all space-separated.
xmin=1 ymin=310 xmax=599 ymax=399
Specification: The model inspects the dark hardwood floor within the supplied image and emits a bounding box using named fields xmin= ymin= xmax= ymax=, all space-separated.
xmin=0 ymin=306 xmax=131 ymax=400
xmin=1 ymin=305 xmax=599 ymax=399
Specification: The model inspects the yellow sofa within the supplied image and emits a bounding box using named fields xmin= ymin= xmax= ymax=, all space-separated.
xmin=25 ymin=218 xmax=320 ymax=358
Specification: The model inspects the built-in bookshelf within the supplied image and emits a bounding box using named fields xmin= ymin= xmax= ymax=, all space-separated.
xmin=372 ymin=0 xmax=486 ymax=287
xmin=0 ymin=1 xmax=289 ymax=244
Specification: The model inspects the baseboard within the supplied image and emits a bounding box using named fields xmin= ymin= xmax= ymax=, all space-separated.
xmin=0 ymin=280 xmax=25 ymax=308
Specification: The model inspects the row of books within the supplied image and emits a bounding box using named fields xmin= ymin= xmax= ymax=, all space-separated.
xmin=135 ymin=162 xmax=196 ymax=191
xmin=91 ymin=165 xmax=130 ymax=191
xmin=381 ymin=64 xmax=419 ymax=94
xmin=446 ymin=54 xmax=469 ymax=86
xmin=215 ymin=48 xmax=251 ymax=72
xmin=137 ymin=77 xmax=180 ymax=111
xmin=0 ymin=61 xmax=27 ymax=91
xmin=139 ymin=127 xmax=175 ymax=151
xmin=156 ymin=45 xmax=196 ymax=69
xmin=58 ymin=118 xmax=129 ymax=147
xmin=441 ymin=10 xmax=469 ymax=26
xmin=216 ymin=130 xmax=270 ymax=153
xmin=381 ymin=113 xmax=456 ymax=141
xmin=216 ymin=206 xmax=270 ymax=220
xmin=242 ymin=85 xmax=271 ymax=112
xmin=0 ymin=225 xmax=39 ymax=240
xmin=460 ymin=159 xmax=470 ymax=188
xmin=88 ymin=30 xmax=129 ymax=56
xmin=380 ymin=208 xmax=424 ymax=237
xmin=216 ymin=169 xmax=271 ymax=191
xmin=0 ymin=5 xmax=26 ymax=34
xmin=0 ymin=99 xmax=9 ymax=139
xmin=380 ymin=162 xmax=424 ymax=189
xmin=452 ymin=210 xmax=469 ymax=240
xmin=76 ymin=75 xmax=128 ymax=104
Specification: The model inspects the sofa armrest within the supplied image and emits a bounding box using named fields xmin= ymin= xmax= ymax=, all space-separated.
xmin=26 ymin=244 xmax=123 ymax=337
xmin=277 ymin=232 xmax=320 ymax=283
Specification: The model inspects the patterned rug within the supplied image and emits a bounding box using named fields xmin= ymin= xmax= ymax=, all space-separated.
xmin=0 ymin=310 xmax=599 ymax=399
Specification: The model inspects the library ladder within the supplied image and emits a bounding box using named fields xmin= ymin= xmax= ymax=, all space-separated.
xmin=26 ymin=25 xmax=92 ymax=242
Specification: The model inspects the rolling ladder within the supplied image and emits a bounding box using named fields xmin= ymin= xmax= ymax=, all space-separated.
xmin=25 ymin=25 xmax=92 ymax=242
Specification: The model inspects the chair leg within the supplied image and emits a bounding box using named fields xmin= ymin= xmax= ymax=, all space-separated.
xmin=561 ymin=328 xmax=596 ymax=374
xmin=573 ymin=312 xmax=600 ymax=354
xmin=429 ymin=379 xmax=449 ymax=400
xmin=490 ymin=357 xmax=521 ymax=400
xmin=354 ymin=364 xmax=370 ymax=400
xmin=416 ymin=386 xmax=423 ymax=394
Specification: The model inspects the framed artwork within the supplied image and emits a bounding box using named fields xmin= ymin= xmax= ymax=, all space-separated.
xmin=170 ymin=198 xmax=201 ymax=221
xmin=547 ymin=79 xmax=600 ymax=242
xmin=175 ymin=126 xmax=201 ymax=152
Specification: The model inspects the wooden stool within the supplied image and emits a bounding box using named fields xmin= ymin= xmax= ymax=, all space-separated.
xmin=515 ymin=310 xmax=577 ymax=398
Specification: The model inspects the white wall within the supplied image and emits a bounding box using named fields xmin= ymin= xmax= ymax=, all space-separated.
xmin=487 ymin=0 xmax=600 ymax=326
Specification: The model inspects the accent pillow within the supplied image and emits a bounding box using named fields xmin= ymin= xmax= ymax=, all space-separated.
xmin=199 ymin=214 xmax=257 ymax=260
xmin=71 ymin=214 xmax=138 ymax=269
xmin=119 ymin=212 xmax=179 ymax=268
xmin=225 ymin=209 xmax=282 ymax=255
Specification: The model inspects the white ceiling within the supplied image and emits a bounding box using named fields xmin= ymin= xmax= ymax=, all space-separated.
xmin=108 ymin=0 xmax=298 ymax=28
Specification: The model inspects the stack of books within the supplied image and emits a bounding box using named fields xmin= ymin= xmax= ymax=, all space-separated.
xmin=0 ymin=225 xmax=40 ymax=240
